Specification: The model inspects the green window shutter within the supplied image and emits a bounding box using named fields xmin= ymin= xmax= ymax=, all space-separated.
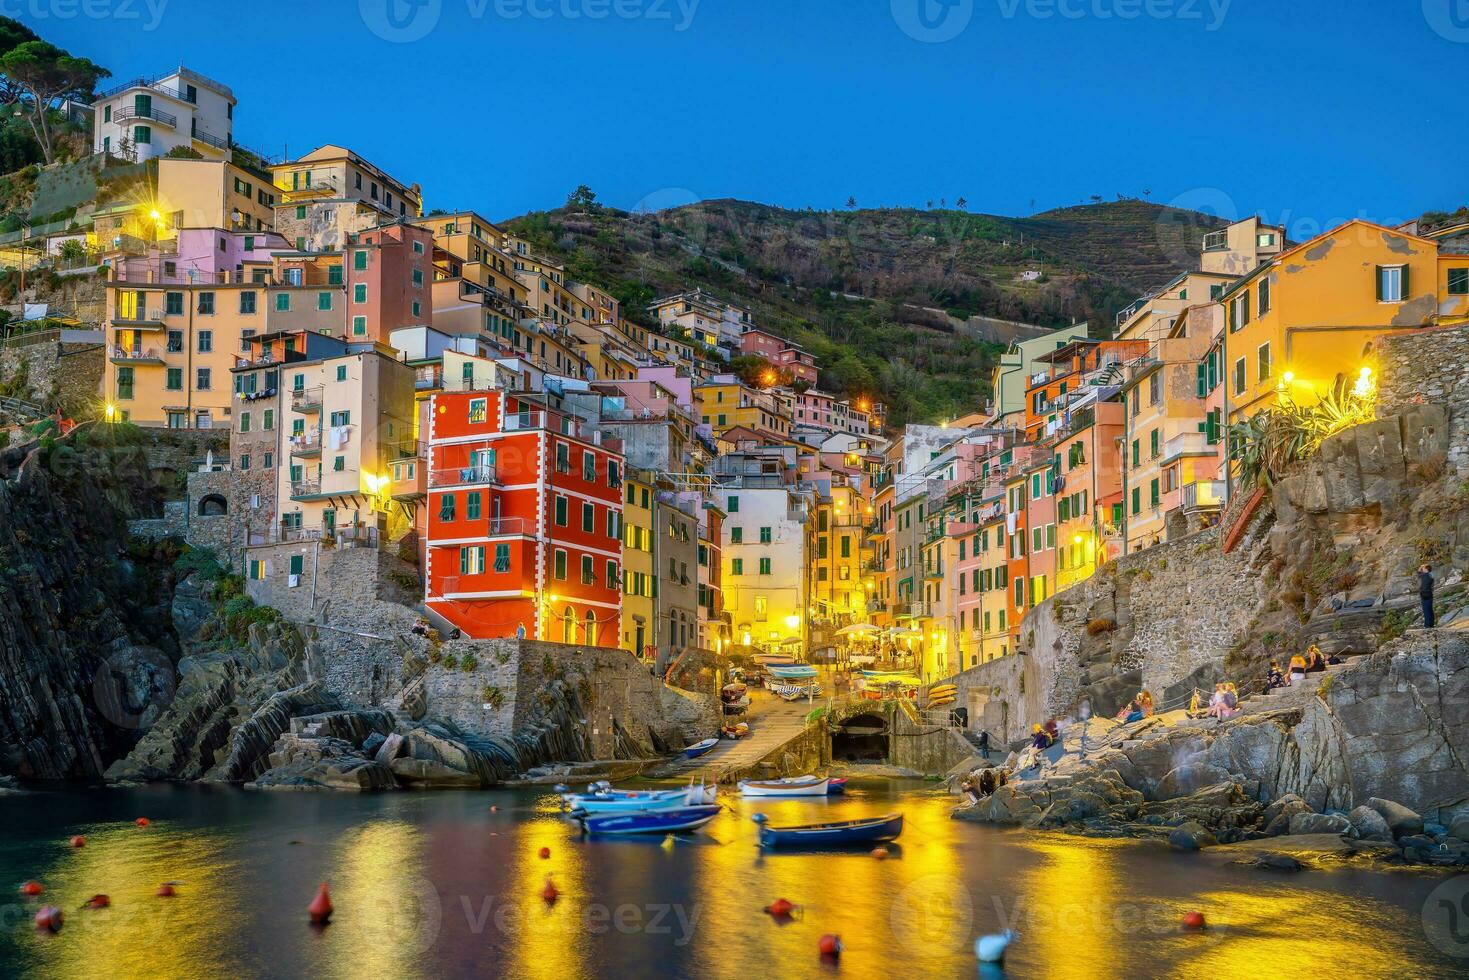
xmin=1375 ymin=265 xmax=1384 ymax=302
xmin=1196 ymin=363 xmax=1206 ymax=398
xmin=1242 ymin=291 xmax=1250 ymax=325
xmin=1401 ymin=263 xmax=1410 ymax=299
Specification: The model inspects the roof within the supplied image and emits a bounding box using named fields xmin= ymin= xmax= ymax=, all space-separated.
xmin=1218 ymin=218 xmax=1439 ymax=302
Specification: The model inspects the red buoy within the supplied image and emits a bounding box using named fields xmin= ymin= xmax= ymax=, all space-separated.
xmin=541 ymin=876 xmax=558 ymax=903
xmin=763 ymin=898 xmax=795 ymax=918
xmin=135 ymin=817 xmax=151 ymax=828
xmin=818 ymin=934 xmax=842 ymax=956
xmin=1181 ymin=910 xmax=1206 ymax=930
xmin=870 ymin=846 xmax=888 ymax=860
xmin=156 ymin=883 xmax=177 ymax=898
xmin=308 ymin=883 xmax=333 ymax=924
xmin=85 ymin=894 xmax=110 ymax=910
xmin=490 ymin=805 xmax=499 ymax=812
xmin=538 ymin=847 xmax=551 ymax=859
xmin=19 ymin=880 xmax=43 ymax=897
xmin=34 ymin=906 xmax=63 ymax=932
xmin=69 ymin=836 xmax=86 ymax=848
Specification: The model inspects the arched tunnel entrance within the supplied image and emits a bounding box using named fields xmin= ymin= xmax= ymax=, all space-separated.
xmin=831 ymin=712 xmax=890 ymax=763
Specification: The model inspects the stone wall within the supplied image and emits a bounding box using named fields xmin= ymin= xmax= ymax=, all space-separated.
xmin=1377 ymin=324 xmax=1469 ymax=472
xmin=0 ymin=335 xmax=103 ymax=416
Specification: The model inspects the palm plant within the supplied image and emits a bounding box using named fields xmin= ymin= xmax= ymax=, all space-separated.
xmin=1229 ymin=376 xmax=1375 ymax=490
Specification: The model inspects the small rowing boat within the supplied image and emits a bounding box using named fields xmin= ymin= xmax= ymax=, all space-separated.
xmin=826 ymin=777 xmax=848 ymax=794
xmin=766 ymin=663 xmax=818 ymax=680
xmin=754 ymin=812 xmax=903 ymax=849
xmin=580 ymin=804 xmax=722 ymax=836
xmin=738 ymin=775 xmax=830 ymax=797
xmin=683 ymin=737 xmax=719 ymax=759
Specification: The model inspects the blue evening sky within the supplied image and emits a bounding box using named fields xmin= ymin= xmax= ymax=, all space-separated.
xmin=26 ymin=0 xmax=1468 ymax=233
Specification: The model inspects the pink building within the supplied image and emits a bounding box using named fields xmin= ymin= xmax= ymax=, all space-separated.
xmin=1023 ymin=460 xmax=1057 ymax=606
xmin=345 ymin=219 xmax=434 ymax=342
xmin=775 ymin=344 xmax=819 ymax=385
xmin=739 ymin=326 xmax=786 ymax=359
xmin=110 ymin=227 xmax=290 ymax=284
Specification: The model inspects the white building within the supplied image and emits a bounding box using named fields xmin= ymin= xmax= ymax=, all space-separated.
xmin=719 ymin=484 xmax=810 ymax=651
xmin=93 ymin=67 xmax=236 ymax=163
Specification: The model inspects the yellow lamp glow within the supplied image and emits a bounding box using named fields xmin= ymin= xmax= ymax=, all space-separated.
xmin=1282 ymin=371 xmax=1295 ymax=384
xmin=104 ymin=403 xmax=116 ymax=422
xmin=1073 ymin=534 xmax=1083 ymax=544
xmin=784 ymin=614 xmax=801 ymax=631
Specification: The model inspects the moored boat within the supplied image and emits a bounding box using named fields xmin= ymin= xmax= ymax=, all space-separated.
xmin=826 ymin=777 xmax=848 ymax=794
xmin=580 ymin=804 xmax=723 ymax=835
xmin=738 ymin=775 xmax=830 ymax=797
xmin=754 ymin=812 xmax=904 ymax=848
xmin=683 ymin=737 xmax=719 ymax=759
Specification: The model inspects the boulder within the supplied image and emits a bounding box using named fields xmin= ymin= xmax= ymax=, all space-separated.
xmin=1287 ymin=812 xmax=1351 ymax=836
xmin=1246 ymin=852 xmax=1303 ymax=871
xmin=1168 ymin=821 xmax=1217 ymax=851
xmin=1364 ymin=798 xmax=1423 ymax=839
xmin=373 ymin=732 xmax=405 ymax=766
xmin=1262 ymin=793 xmax=1312 ymax=828
xmin=1449 ymin=817 xmax=1469 ymax=843
xmin=252 ymin=755 xmax=396 ymax=791
xmin=363 ymin=733 xmax=387 ymax=757
xmin=1347 ymin=805 xmax=1393 ymax=842
xmin=1155 ymin=763 xmax=1232 ymax=801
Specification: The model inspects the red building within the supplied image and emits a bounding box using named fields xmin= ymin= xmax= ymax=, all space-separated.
xmin=424 ymin=390 xmax=625 ymax=644
xmin=345 ymin=219 xmax=434 ymax=342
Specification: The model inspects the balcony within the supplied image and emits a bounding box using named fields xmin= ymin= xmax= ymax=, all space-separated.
xmin=291 ymin=386 xmax=323 ymax=413
xmin=110 ymin=310 xmax=165 ymax=330
xmin=249 ymin=524 xmax=379 ymax=549
xmin=191 ymin=127 xmax=229 ymax=151
xmin=288 ymin=431 xmax=322 ymax=457
xmin=289 ymin=478 xmax=320 ymax=499
xmin=1202 ymin=229 xmax=1229 ymax=252
xmin=1183 ymin=480 xmax=1225 ymax=514
xmin=114 ymin=104 xmax=177 ymax=128
xmin=430 ymin=464 xmax=499 ymax=489
xmin=109 ymin=346 xmax=164 ymax=365
xmin=1162 ymin=430 xmax=1211 ymax=462
xmin=480 ymin=517 xmax=531 ymax=537
xmin=275 ymin=174 xmax=339 ymax=201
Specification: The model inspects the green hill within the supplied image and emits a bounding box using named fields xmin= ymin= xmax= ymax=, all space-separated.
xmin=503 ymin=198 xmax=1220 ymax=426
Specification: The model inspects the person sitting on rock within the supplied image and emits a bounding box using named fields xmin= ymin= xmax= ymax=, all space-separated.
xmin=1121 ymin=700 xmax=1144 ymax=724
xmin=978 ymin=768 xmax=996 ymax=797
xmin=1136 ymin=690 xmax=1155 ymax=717
xmin=1186 ymin=690 xmax=1204 ymax=718
xmin=1267 ymin=661 xmax=1289 ymax=690
xmin=1304 ymin=644 xmax=1327 ymax=673
xmin=1206 ymin=684 xmax=1238 ymax=721
xmin=1031 ymin=724 xmax=1049 ymax=750
xmin=1288 ymin=653 xmax=1308 ymax=683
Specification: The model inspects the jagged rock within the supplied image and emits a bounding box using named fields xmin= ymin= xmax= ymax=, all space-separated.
xmin=389 ymin=722 xmax=512 ymax=788
xmin=953 ymin=784 xmax=1044 ymax=825
xmin=374 ymin=732 xmax=405 ymax=766
xmin=1155 ymin=762 xmax=1232 ymax=800
xmin=363 ymin=733 xmax=386 ymax=756
xmin=289 ymin=709 xmax=395 ymax=748
xmin=1347 ymin=805 xmax=1393 ymax=842
xmin=208 ymin=680 xmax=341 ymax=783
xmin=252 ymin=755 xmax=396 ymax=792
xmin=1288 ymin=812 xmax=1351 ymax=836
xmin=1262 ymin=793 xmax=1312 ymax=828
xmin=1364 ymin=798 xmax=1423 ymax=839
xmin=1168 ymin=821 xmax=1217 ymax=851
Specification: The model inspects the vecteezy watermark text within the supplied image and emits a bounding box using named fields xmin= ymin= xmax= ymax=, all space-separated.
xmin=893 ymin=0 xmax=1229 ymax=42
xmin=360 ymin=0 xmax=700 ymax=43
xmin=0 ymin=0 xmax=169 ymax=32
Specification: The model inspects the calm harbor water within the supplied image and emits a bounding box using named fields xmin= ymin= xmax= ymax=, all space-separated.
xmin=1 ymin=780 xmax=1463 ymax=979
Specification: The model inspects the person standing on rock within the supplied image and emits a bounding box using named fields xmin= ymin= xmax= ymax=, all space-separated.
xmin=1419 ymin=564 xmax=1436 ymax=628
xmin=977 ymin=730 xmax=990 ymax=761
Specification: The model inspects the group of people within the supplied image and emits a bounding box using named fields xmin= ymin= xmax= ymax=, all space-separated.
xmin=1267 ymin=643 xmax=1342 ymax=690
xmin=960 ymin=766 xmax=1011 ymax=804
xmin=1030 ymin=719 xmax=1060 ymax=750
xmin=1116 ymin=690 xmax=1156 ymax=724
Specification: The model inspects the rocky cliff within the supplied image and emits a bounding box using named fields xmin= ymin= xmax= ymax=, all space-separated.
xmin=0 ymin=426 xmax=181 ymax=779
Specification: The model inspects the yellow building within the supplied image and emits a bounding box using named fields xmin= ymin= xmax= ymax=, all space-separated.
xmin=1218 ymin=219 xmax=1458 ymax=423
xmin=620 ymin=472 xmax=657 ymax=659
xmin=809 ymin=478 xmax=866 ymax=633
xmin=156 ymin=157 xmax=276 ymax=232
xmin=976 ymin=513 xmax=1011 ymax=663
xmin=271 ymin=144 xmax=422 ymax=252
xmin=695 ymin=378 xmax=791 ymax=438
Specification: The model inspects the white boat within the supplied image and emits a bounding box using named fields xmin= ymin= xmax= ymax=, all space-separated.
xmin=564 ymin=778 xmax=716 ymax=813
xmin=738 ymin=775 xmax=831 ymax=797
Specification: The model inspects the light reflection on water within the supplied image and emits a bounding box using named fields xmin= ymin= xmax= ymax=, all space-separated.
xmin=0 ymin=782 xmax=1460 ymax=979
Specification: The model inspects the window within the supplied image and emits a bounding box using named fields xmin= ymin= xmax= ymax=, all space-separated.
xmin=1230 ymin=293 xmax=1249 ymax=332
xmin=263 ymin=409 xmax=274 ymax=431
xmin=731 ymin=558 xmax=743 ymax=575
xmin=165 ymin=292 xmax=183 ymax=315
xmin=607 ymin=560 xmax=619 ymax=590
xmin=1257 ymin=342 xmax=1272 ymax=383
xmin=582 ymin=502 xmax=595 ymax=532
xmin=318 ymin=292 xmax=332 ymax=311
xmin=1147 ymin=372 xmax=1161 ymax=405
xmin=1376 ymin=264 xmax=1405 ymax=303
xmin=583 ymin=452 xmax=597 ymax=482
xmin=1131 ymin=439 xmax=1139 ymax=467
xmin=468 ymin=398 xmax=487 ymax=423
xmin=730 ymin=527 xmax=743 ymax=544
xmin=1150 ymin=478 xmax=1160 ymax=508
xmin=1149 ymin=429 xmax=1159 ymax=459
xmin=1233 ymin=356 xmax=1246 ymax=395
xmin=134 ymin=125 xmax=151 ymax=144
xmin=196 ymin=368 xmax=211 ymax=390
xmin=296 ymin=205 xmax=307 ymax=219
xmin=727 ymin=495 xmax=739 ymax=513
xmin=333 ymin=456 xmax=345 ymax=472
xmin=1013 ymin=577 xmax=1025 ymax=608
xmin=439 ymin=495 xmax=456 ymax=521
xmin=1257 ymin=275 xmax=1271 ymax=316
xmin=353 ymin=250 xmax=368 ymax=270
xmin=329 ymin=410 xmax=350 ymax=427
xmin=759 ymin=526 xmax=772 ymax=544
xmin=553 ymin=549 xmax=567 ymax=580
xmin=352 ymin=315 xmax=366 ymax=336
xmin=493 ymin=544 xmax=511 ymax=573
xmin=198 ymin=292 xmax=215 ymax=315
xmin=353 ymin=283 xmax=367 ymax=303
xmin=1449 ymin=268 xmax=1469 ymax=296
xmin=460 ymin=546 xmax=485 ymax=575
xmin=335 ymin=365 xmax=347 ymax=382
xmin=581 ymin=554 xmax=595 ymax=584
xmin=275 ymin=293 xmax=290 ymax=312
xmin=166 ymin=368 xmax=182 ymax=390
xmin=239 ymin=291 xmax=257 ymax=314
xmin=466 ymin=492 xmax=481 ymax=520
xmin=239 ymin=412 xmax=251 ymax=434
xmin=608 ymin=460 xmax=620 ymax=488
xmin=554 ymin=495 xmax=568 ymax=526
xmin=1258 ymin=232 xmax=1276 ymax=247
xmin=555 ymin=443 xmax=570 ymax=473
xmin=758 ymin=557 xmax=772 ymax=575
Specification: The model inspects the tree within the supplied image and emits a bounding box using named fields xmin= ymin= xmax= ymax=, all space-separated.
xmin=845 ymin=196 xmax=857 ymax=210
xmin=956 ymin=196 xmax=968 ymax=211
xmin=926 ymin=199 xmax=934 ymax=209
xmin=566 ymin=184 xmax=597 ymax=210
xmin=1089 ymin=195 xmax=1103 ymax=204
xmin=0 ymin=40 xmax=108 ymax=164
xmin=0 ymin=17 xmax=38 ymax=109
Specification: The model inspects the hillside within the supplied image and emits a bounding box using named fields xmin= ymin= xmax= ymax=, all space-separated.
xmin=503 ymin=198 xmax=1220 ymax=425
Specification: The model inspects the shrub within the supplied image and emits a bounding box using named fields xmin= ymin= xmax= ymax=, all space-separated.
xmin=460 ymin=654 xmax=478 ymax=672
xmin=174 ymin=546 xmax=226 ymax=581
xmin=482 ymin=685 xmax=505 ymax=710
xmin=440 ymin=654 xmax=459 ymax=670
xmin=1085 ymin=618 xmax=1116 ymax=636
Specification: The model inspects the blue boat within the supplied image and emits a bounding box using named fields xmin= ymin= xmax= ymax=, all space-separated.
xmin=683 ymin=737 xmax=719 ymax=759
xmin=581 ymin=804 xmax=723 ymax=835
xmin=755 ymin=812 xmax=904 ymax=849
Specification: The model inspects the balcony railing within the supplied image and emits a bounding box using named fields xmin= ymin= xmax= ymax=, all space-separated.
xmin=288 ymin=431 xmax=322 ymax=456
xmin=192 ymin=128 xmax=228 ymax=151
xmin=289 ymin=478 xmax=320 ymax=498
xmin=109 ymin=346 xmax=164 ymax=364
xmin=1183 ymin=480 xmax=1225 ymax=513
xmin=1162 ymin=431 xmax=1211 ymax=461
xmin=1202 ymin=229 xmax=1229 ymax=252
xmin=114 ymin=105 xmax=177 ymax=128
xmin=291 ymin=386 xmax=322 ymax=412
xmin=430 ymin=464 xmax=498 ymax=488
xmin=249 ymin=524 xmax=379 ymax=548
